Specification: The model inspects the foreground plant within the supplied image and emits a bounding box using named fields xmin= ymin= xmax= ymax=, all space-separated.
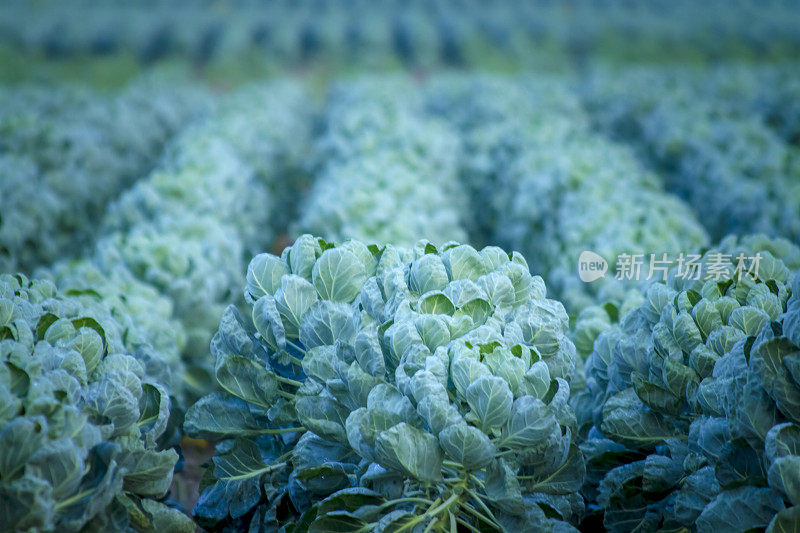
xmin=186 ymin=236 xmax=584 ymax=531
xmin=573 ymin=235 xmax=800 ymax=531
xmin=0 ymin=274 xmax=192 ymax=532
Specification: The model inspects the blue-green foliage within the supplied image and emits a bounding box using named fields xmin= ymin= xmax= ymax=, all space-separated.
xmin=0 ymin=274 xmax=194 ymax=532
xmin=573 ymin=235 xmax=800 ymax=531
xmin=186 ymin=237 xmax=584 ymax=531
xmin=50 ymin=81 xmax=313 ymax=402
xmin=3 ymin=1 xmax=800 ymax=67
xmin=294 ymin=77 xmax=467 ymax=247
xmin=0 ymin=76 xmax=212 ymax=273
xmin=585 ymin=65 xmax=800 ymax=242
xmin=425 ymin=74 xmax=708 ymax=318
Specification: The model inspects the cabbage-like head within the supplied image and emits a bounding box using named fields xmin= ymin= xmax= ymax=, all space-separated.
xmin=0 ymin=274 xmax=189 ymax=532
xmin=187 ymin=236 xmax=584 ymax=531
xmin=575 ymin=235 xmax=800 ymax=531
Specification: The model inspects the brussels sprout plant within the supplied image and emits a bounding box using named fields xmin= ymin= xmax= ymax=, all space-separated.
xmin=573 ymin=235 xmax=800 ymax=531
xmin=186 ymin=236 xmax=585 ymax=531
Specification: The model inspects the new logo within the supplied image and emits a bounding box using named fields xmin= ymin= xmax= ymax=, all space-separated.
xmin=578 ymin=250 xmax=608 ymax=282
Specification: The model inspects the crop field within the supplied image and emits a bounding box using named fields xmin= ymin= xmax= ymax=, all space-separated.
xmin=1 ymin=1 xmax=799 ymax=532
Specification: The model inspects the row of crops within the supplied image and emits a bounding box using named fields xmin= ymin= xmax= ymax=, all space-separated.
xmin=3 ymin=0 xmax=800 ymax=73
xmin=1 ymin=55 xmax=799 ymax=531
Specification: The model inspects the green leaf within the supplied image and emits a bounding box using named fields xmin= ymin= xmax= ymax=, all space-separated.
xmin=603 ymin=302 xmax=620 ymax=323
xmin=600 ymin=389 xmax=679 ymax=449
xmin=661 ymin=357 xmax=699 ymax=400
xmin=673 ymin=311 xmax=703 ymax=353
xmin=414 ymin=315 xmax=451 ymax=352
xmin=184 ymin=393 xmax=269 ymax=440
xmin=383 ymin=321 xmax=425 ymax=365
xmin=451 ymin=356 xmax=491 ymax=399
xmin=686 ymin=289 xmax=703 ymax=308
xmin=750 ymin=330 xmax=800 ymax=422
xmin=632 ymin=375 xmax=683 ymax=416
xmin=501 ymin=396 xmax=558 ymax=448
xmin=477 ymin=272 xmax=516 ymax=309
xmin=373 ymin=510 xmax=415 ymax=532
xmin=495 ymin=356 xmax=527 ymax=396
xmin=300 ymin=301 xmax=356 ymax=350
xmin=689 ymin=344 xmax=719 ymax=379
xmin=501 ymin=262 xmax=533 ymax=307
xmin=409 ymin=254 xmax=449 ymax=294
xmin=302 ymin=345 xmax=339 ymax=383
xmin=67 ymin=328 xmax=104 ymax=376
xmin=317 ymin=488 xmax=383 ymax=515
xmin=767 ymin=506 xmax=800 ymax=533
xmin=465 ymin=375 xmax=513 ymax=431
xmin=56 ymin=442 xmax=124 ymax=531
xmin=708 ymin=326 xmax=746 ymax=357
xmin=313 ymin=248 xmax=368 ymax=303
xmin=522 ymin=361 xmax=551 ymax=399
xmin=117 ymin=448 xmax=178 ymax=497
xmin=692 ymin=299 xmax=723 ymax=340
xmin=521 ymin=444 xmax=585 ymax=495
xmin=696 ymin=487 xmax=786 ymax=533
xmin=367 ymin=384 xmax=417 ymax=424
xmin=0 ymin=417 xmax=47 ymax=480
xmin=416 ymin=396 xmax=464 ymax=436
xmin=457 ymin=298 xmax=493 ymax=326
xmin=341 ymin=240 xmax=378 ymax=276
xmin=274 ymin=274 xmax=318 ymax=338
xmin=417 ymin=292 xmax=456 ymax=315
xmin=137 ymin=383 xmax=170 ymax=442
xmin=204 ymin=439 xmax=275 ymax=520
xmin=346 ymin=407 xmax=396 ymax=463
xmin=438 ymin=423 xmax=496 ymax=469
xmin=293 ymin=432 xmax=354 ymax=472
xmin=26 ymin=439 xmax=83 ymax=501
xmin=0 ymin=475 xmax=54 ymax=531
xmin=485 ymin=458 xmax=524 ymax=515
xmin=34 ymin=313 xmax=59 ymax=340
xmin=443 ymin=245 xmax=486 ymax=281
xmin=215 ymin=353 xmax=279 ymax=408
xmin=310 ymin=511 xmax=368 ymax=533
xmin=0 ymin=298 xmax=13 ymax=326
xmin=296 ymin=465 xmax=351 ymax=495
xmin=765 ymin=423 xmax=800 ymax=464
xmin=252 ymin=294 xmax=285 ymax=352
xmin=245 ymin=253 xmax=289 ymax=302
xmin=139 ymin=498 xmax=195 ymax=533
xmin=375 ymin=423 xmax=442 ymax=482
xmin=480 ymin=246 xmax=510 ymax=271
xmin=70 ymin=317 xmax=107 ymax=350
xmin=729 ymin=306 xmax=771 ymax=336
xmin=354 ymin=329 xmax=386 ymax=377
xmin=289 ymin=235 xmax=323 ymax=280
xmin=296 ymin=396 xmax=349 ymax=443
xmin=768 ymin=456 xmax=800 ymax=506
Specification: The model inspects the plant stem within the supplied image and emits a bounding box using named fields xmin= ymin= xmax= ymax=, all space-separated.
xmin=468 ymin=474 xmax=484 ymax=485
xmin=260 ymin=426 xmax=304 ymax=434
xmin=427 ymin=492 xmax=460 ymax=519
xmin=286 ymin=340 xmax=306 ymax=358
xmin=456 ymin=516 xmax=482 ymax=533
xmin=462 ymin=501 xmax=498 ymax=529
xmin=286 ymin=353 xmax=304 ymax=367
xmin=464 ymin=489 xmax=497 ymax=524
xmin=275 ymin=374 xmax=303 ymax=387
xmin=377 ymin=497 xmax=433 ymax=510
